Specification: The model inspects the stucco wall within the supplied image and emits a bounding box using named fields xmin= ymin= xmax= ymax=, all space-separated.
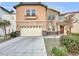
xmin=71 ymin=13 xmax=79 ymax=33
xmin=16 ymin=5 xmax=47 ymax=31
xmin=47 ymin=9 xmax=59 ymax=20
xmin=47 ymin=9 xmax=59 ymax=32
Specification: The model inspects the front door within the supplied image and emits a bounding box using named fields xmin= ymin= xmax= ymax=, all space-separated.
xmin=60 ymin=25 xmax=64 ymax=33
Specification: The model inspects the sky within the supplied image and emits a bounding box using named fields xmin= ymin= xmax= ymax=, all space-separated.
xmin=0 ymin=2 xmax=79 ymax=13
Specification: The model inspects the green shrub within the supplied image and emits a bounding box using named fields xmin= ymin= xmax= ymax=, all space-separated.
xmin=10 ymin=31 xmax=19 ymax=38
xmin=51 ymin=47 xmax=67 ymax=56
xmin=60 ymin=35 xmax=79 ymax=55
xmin=60 ymin=35 xmax=73 ymax=47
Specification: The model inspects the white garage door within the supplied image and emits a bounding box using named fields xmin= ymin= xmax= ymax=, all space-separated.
xmin=20 ymin=26 xmax=42 ymax=36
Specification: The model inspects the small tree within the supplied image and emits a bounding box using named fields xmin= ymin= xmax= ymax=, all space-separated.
xmin=63 ymin=14 xmax=78 ymax=35
xmin=0 ymin=20 xmax=10 ymax=39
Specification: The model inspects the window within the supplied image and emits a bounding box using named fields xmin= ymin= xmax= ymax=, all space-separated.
xmin=52 ymin=26 xmax=55 ymax=31
xmin=52 ymin=15 xmax=55 ymax=20
xmin=59 ymin=16 xmax=64 ymax=20
xmin=26 ymin=9 xmax=36 ymax=16
xmin=26 ymin=9 xmax=30 ymax=16
xmin=48 ymin=28 xmax=51 ymax=31
xmin=48 ymin=14 xmax=52 ymax=20
xmin=31 ymin=9 xmax=36 ymax=16
xmin=48 ymin=14 xmax=55 ymax=20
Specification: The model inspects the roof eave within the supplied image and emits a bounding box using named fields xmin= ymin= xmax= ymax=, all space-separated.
xmin=48 ymin=8 xmax=60 ymax=14
xmin=14 ymin=3 xmax=47 ymax=9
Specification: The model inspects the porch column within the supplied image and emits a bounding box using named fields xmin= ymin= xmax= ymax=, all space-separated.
xmin=55 ymin=24 xmax=60 ymax=34
xmin=64 ymin=26 xmax=67 ymax=35
xmin=55 ymin=24 xmax=57 ymax=32
xmin=58 ymin=25 xmax=60 ymax=34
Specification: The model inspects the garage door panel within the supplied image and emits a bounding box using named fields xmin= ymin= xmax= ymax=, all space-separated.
xmin=20 ymin=27 xmax=42 ymax=36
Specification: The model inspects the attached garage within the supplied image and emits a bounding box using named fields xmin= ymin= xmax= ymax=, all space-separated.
xmin=20 ymin=26 xmax=42 ymax=36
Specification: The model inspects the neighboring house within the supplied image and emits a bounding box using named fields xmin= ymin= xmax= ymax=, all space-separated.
xmin=59 ymin=11 xmax=79 ymax=35
xmin=14 ymin=2 xmax=60 ymax=36
xmin=2 ymin=13 xmax=16 ymax=34
xmin=0 ymin=6 xmax=16 ymax=36
xmin=64 ymin=11 xmax=79 ymax=33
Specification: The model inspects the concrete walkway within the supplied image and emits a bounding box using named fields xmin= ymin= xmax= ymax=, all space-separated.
xmin=0 ymin=37 xmax=47 ymax=56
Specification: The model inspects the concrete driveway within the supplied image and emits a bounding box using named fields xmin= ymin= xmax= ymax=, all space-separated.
xmin=0 ymin=37 xmax=47 ymax=56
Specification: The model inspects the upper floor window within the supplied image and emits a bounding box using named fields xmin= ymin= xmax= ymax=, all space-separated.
xmin=26 ymin=9 xmax=30 ymax=16
xmin=31 ymin=9 xmax=36 ymax=16
xmin=52 ymin=15 xmax=55 ymax=20
xmin=48 ymin=14 xmax=51 ymax=20
xmin=59 ymin=15 xmax=64 ymax=20
xmin=26 ymin=9 xmax=36 ymax=16
xmin=48 ymin=14 xmax=55 ymax=20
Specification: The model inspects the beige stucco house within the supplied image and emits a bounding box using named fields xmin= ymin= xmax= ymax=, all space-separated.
xmin=14 ymin=2 xmax=79 ymax=36
xmin=59 ymin=11 xmax=79 ymax=35
xmin=64 ymin=12 xmax=79 ymax=33
xmin=14 ymin=2 xmax=62 ymax=36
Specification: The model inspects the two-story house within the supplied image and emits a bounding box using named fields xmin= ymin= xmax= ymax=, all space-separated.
xmin=14 ymin=2 xmax=61 ymax=36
